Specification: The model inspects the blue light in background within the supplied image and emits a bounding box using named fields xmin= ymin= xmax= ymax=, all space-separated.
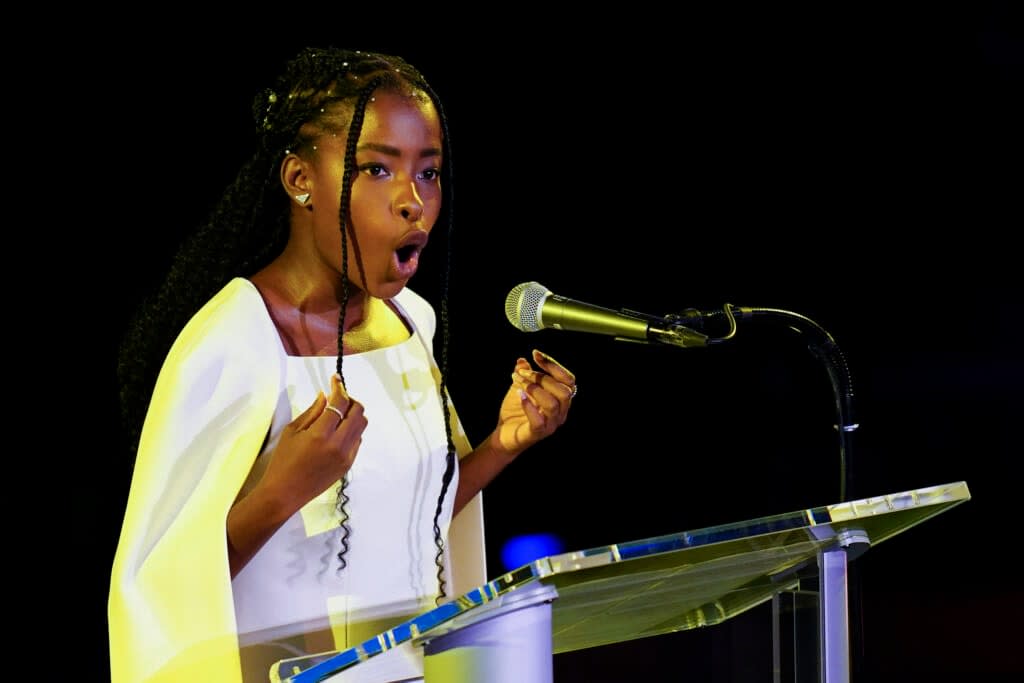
xmin=500 ymin=532 xmax=565 ymax=572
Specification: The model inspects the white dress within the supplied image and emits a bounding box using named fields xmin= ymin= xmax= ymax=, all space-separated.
xmin=233 ymin=295 xmax=460 ymax=680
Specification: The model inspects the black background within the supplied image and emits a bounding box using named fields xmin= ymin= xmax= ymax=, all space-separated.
xmin=68 ymin=4 xmax=1021 ymax=681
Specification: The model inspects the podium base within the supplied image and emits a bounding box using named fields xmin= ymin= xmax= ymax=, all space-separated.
xmin=420 ymin=583 xmax=558 ymax=683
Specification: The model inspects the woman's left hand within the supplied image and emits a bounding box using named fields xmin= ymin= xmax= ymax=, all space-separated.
xmin=494 ymin=349 xmax=577 ymax=456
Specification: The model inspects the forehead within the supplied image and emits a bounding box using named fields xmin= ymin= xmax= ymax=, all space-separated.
xmin=357 ymin=90 xmax=442 ymax=149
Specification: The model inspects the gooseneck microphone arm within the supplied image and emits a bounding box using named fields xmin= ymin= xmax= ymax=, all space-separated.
xmin=673 ymin=304 xmax=858 ymax=502
xmin=504 ymin=282 xmax=856 ymax=501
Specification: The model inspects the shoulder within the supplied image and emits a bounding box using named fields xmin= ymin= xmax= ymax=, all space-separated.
xmin=163 ymin=278 xmax=280 ymax=376
xmin=393 ymin=287 xmax=436 ymax=340
xmin=191 ymin=277 xmax=268 ymax=329
xmin=175 ymin=278 xmax=273 ymax=351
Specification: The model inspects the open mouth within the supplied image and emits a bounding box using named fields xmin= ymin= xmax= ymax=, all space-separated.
xmin=393 ymin=231 xmax=429 ymax=278
xmin=396 ymin=231 xmax=428 ymax=263
xmin=396 ymin=243 xmax=420 ymax=264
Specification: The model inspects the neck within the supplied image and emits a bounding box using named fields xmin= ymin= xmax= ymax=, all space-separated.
xmin=251 ymin=258 xmax=375 ymax=356
xmin=343 ymin=294 xmax=410 ymax=354
xmin=255 ymin=252 xmax=366 ymax=318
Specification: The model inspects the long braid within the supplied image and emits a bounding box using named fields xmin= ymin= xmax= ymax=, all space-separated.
xmin=425 ymin=83 xmax=458 ymax=604
xmin=332 ymin=77 xmax=382 ymax=570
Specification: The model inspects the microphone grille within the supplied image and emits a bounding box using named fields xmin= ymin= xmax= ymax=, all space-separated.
xmin=505 ymin=281 xmax=550 ymax=332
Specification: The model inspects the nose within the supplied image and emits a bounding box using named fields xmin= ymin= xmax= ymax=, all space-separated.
xmin=393 ymin=181 xmax=424 ymax=222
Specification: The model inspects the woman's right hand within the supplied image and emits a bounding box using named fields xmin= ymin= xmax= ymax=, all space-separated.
xmin=227 ymin=374 xmax=365 ymax=576
xmin=260 ymin=373 xmax=367 ymax=512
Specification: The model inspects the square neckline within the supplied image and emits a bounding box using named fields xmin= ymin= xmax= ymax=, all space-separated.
xmin=238 ymin=277 xmax=418 ymax=360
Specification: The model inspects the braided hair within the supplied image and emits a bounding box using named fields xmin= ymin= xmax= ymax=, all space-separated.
xmin=117 ymin=47 xmax=460 ymax=602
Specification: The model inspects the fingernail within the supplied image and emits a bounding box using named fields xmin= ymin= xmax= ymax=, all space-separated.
xmin=516 ymin=367 xmax=533 ymax=380
xmin=518 ymin=389 xmax=528 ymax=401
xmin=533 ymin=349 xmax=553 ymax=362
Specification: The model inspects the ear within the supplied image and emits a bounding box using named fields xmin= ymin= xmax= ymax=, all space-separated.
xmin=281 ymin=153 xmax=312 ymax=207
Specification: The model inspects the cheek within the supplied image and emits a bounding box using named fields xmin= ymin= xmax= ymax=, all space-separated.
xmin=311 ymin=200 xmax=343 ymax=248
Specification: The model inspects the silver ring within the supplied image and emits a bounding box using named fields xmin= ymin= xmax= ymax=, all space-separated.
xmin=569 ymin=384 xmax=578 ymax=399
xmin=326 ymin=405 xmax=345 ymax=420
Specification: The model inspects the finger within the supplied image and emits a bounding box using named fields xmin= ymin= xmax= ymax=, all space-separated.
xmin=517 ymin=388 xmax=548 ymax=432
xmin=293 ymin=391 xmax=328 ymax=431
xmin=531 ymin=349 xmax=576 ymax=384
xmin=329 ymin=373 xmax=352 ymax=415
xmin=332 ymin=401 xmax=367 ymax=448
xmin=341 ymin=399 xmax=365 ymax=426
xmin=519 ymin=374 xmax=563 ymax=414
xmin=319 ymin=373 xmax=354 ymax=429
xmin=530 ymin=349 xmax=576 ymax=403
xmin=513 ymin=363 xmax=572 ymax=406
xmin=324 ymin=403 xmax=346 ymax=426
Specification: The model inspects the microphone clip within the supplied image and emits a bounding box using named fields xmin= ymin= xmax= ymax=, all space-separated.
xmin=620 ymin=308 xmax=711 ymax=348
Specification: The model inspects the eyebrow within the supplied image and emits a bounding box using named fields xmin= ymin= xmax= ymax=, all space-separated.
xmin=356 ymin=142 xmax=441 ymax=159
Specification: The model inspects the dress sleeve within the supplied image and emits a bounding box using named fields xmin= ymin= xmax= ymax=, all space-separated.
xmin=108 ymin=279 xmax=282 ymax=682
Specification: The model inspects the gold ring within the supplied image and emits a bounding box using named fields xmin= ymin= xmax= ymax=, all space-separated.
xmin=326 ymin=405 xmax=345 ymax=420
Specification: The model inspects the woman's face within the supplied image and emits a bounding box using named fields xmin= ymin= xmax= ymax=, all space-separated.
xmin=308 ymin=89 xmax=443 ymax=300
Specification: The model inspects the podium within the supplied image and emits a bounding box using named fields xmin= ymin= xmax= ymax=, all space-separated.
xmin=270 ymin=481 xmax=970 ymax=683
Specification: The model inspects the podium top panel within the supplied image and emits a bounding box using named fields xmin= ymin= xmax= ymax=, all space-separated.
xmin=278 ymin=481 xmax=970 ymax=682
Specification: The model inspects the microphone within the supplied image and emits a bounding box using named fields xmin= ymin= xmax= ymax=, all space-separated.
xmin=504 ymin=281 xmax=709 ymax=348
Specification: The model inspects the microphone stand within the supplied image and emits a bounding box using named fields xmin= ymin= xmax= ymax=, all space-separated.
xmin=631 ymin=303 xmax=864 ymax=679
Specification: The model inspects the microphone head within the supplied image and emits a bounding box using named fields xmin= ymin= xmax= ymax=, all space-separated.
xmin=505 ymin=281 xmax=550 ymax=332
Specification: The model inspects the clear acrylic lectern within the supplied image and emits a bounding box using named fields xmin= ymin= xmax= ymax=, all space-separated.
xmin=269 ymin=481 xmax=970 ymax=683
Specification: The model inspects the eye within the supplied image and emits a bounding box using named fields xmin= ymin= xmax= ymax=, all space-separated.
xmin=359 ymin=163 xmax=389 ymax=177
xmin=419 ymin=167 xmax=441 ymax=181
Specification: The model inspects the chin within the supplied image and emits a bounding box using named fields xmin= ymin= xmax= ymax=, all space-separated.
xmin=374 ymin=280 xmax=409 ymax=300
